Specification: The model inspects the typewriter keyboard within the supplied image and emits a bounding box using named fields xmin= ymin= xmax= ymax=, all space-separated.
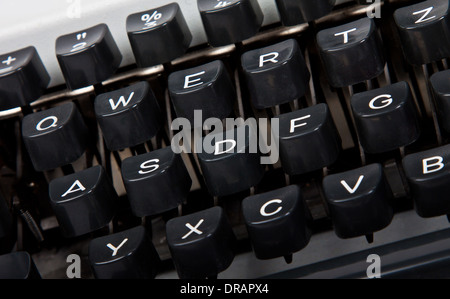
xmin=1 ymin=0 xmax=450 ymax=279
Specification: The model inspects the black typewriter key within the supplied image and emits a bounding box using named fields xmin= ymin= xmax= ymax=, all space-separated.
xmin=197 ymin=126 xmax=265 ymax=197
xmin=55 ymin=23 xmax=122 ymax=90
xmin=166 ymin=206 xmax=236 ymax=279
xmin=430 ymin=69 xmax=450 ymax=132
xmin=317 ymin=17 xmax=385 ymax=88
xmin=168 ymin=60 xmax=235 ymax=125
xmin=351 ymin=81 xmax=420 ymax=154
xmin=89 ymin=225 xmax=160 ymax=279
xmin=0 ymin=252 xmax=41 ymax=279
xmin=241 ymin=39 xmax=310 ymax=109
xmin=323 ymin=163 xmax=393 ymax=242
xmin=126 ymin=3 xmax=192 ymax=68
xmin=275 ymin=0 xmax=336 ymax=26
xmin=394 ymin=0 xmax=450 ymax=66
xmin=242 ymin=185 xmax=311 ymax=262
xmin=403 ymin=144 xmax=450 ymax=219
xmin=121 ymin=147 xmax=192 ymax=217
xmin=273 ymin=103 xmax=341 ymax=175
xmin=21 ymin=102 xmax=89 ymax=171
xmin=197 ymin=0 xmax=263 ymax=47
xmin=0 ymin=194 xmax=12 ymax=240
xmin=0 ymin=46 xmax=50 ymax=111
xmin=94 ymin=81 xmax=161 ymax=151
xmin=48 ymin=165 xmax=118 ymax=238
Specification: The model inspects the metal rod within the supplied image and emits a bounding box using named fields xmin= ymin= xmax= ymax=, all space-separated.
xmin=384 ymin=63 xmax=392 ymax=86
xmin=305 ymin=49 xmax=317 ymax=106
xmin=234 ymin=68 xmax=245 ymax=119
xmin=422 ymin=64 xmax=443 ymax=145
xmin=347 ymin=85 xmax=366 ymax=166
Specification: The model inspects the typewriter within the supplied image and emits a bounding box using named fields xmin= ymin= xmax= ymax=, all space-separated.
xmin=0 ymin=0 xmax=450 ymax=280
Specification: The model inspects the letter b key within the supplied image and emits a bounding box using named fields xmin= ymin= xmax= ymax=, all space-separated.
xmin=403 ymin=144 xmax=450 ymax=219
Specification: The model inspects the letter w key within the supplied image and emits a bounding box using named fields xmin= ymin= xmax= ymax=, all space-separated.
xmin=109 ymin=92 xmax=135 ymax=110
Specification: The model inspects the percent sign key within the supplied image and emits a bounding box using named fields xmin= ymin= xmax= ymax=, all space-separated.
xmin=126 ymin=3 xmax=192 ymax=68
xmin=141 ymin=11 xmax=163 ymax=29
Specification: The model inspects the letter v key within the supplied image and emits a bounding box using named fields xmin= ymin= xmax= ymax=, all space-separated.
xmin=340 ymin=175 xmax=364 ymax=194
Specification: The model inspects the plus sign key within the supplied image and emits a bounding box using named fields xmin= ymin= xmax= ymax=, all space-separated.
xmin=166 ymin=206 xmax=237 ymax=278
xmin=0 ymin=47 xmax=50 ymax=111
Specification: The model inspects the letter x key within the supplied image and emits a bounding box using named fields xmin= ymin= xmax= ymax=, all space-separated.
xmin=166 ymin=207 xmax=237 ymax=278
xmin=182 ymin=219 xmax=204 ymax=239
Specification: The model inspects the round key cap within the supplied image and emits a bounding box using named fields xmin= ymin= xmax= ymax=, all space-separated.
xmin=121 ymin=147 xmax=192 ymax=217
xmin=242 ymin=185 xmax=311 ymax=262
xmin=403 ymin=144 xmax=450 ymax=218
xmin=89 ymin=225 xmax=160 ymax=279
xmin=55 ymin=23 xmax=122 ymax=90
xmin=168 ymin=60 xmax=235 ymax=125
xmin=275 ymin=0 xmax=336 ymax=26
xmin=0 ymin=46 xmax=50 ymax=111
xmin=127 ymin=3 xmax=192 ymax=68
xmin=166 ymin=206 xmax=237 ymax=279
xmin=21 ymin=102 xmax=89 ymax=171
xmin=94 ymin=81 xmax=161 ymax=151
xmin=272 ymin=103 xmax=341 ymax=175
xmin=241 ymin=39 xmax=310 ymax=109
xmin=394 ymin=0 xmax=450 ymax=65
xmin=317 ymin=17 xmax=385 ymax=88
xmin=323 ymin=163 xmax=393 ymax=242
xmin=49 ymin=165 xmax=118 ymax=237
xmin=351 ymin=81 xmax=420 ymax=154
xmin=430 ymin=69 xmax=450 ymax=133
xmin=0 ymin=252 xmax=41 ymax=279
xmin=197 ymin=126 xmax=265 ymax=197
xmin=197 ymin=0 xmax=264 ymax=47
